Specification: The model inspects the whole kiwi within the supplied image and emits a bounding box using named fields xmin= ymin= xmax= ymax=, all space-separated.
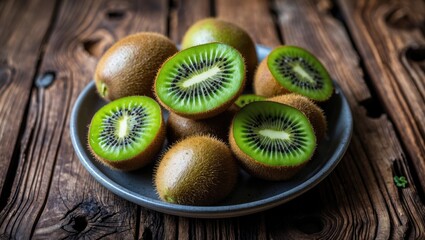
xmin=182 ymin=18 xmax=257 ymax=82
xmin=268 ymin=94 xmax=327 ymax=141
xmin=167 ymin=105 xmax=238 ymax=143
xmin=154 ymin=135 xmax=238 ymax=205
xmin=95 ymin=32 xmax=178 ymax=101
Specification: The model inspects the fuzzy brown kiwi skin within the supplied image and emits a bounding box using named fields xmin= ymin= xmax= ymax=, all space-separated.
xmin=166 ymin=105 xmax=238 ymax=143
xmin=253 ymin=56 xmax=289 ymax=98
xmin=268 ymin=94 xmax=327 ymax=141
xmin=154 ymin=135 xmax=239 ymax=205
xmin=153 ymin=47 xmax=246 ymax=120
xmin=87 ymin=117 xmax=166 ymax=171
xmin=95 ymin=32 xmax=178 ymax=101
xmin=229 ymin=126 xmax=309 ymax=181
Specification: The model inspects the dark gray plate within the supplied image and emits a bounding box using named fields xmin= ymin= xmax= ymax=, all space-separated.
xmin=70 ymin=45 xmax=352 ymax=218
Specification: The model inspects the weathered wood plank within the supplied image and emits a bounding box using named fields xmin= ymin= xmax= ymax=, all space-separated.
xmin=264 ymin=0 xmax=425 ymax=239
xmin=337 ymin=0 xmax=425 ymax=194
xmin=216 ymin=0 xmax=281 ymax=47
xmin=0 ymin=0 xmax=169 ymax=238
xmin=32 ymin=0 xmax=170 ymax=238
xmin=0 ymin=0 xmax=56 ymax=200
xmin=169 ymin=0 xmax=211 ymax=44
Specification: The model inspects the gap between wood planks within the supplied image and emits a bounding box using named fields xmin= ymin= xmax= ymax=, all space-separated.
xmin=0 ymin=0 xmax=62 ymax=215
xmin=329 ymin=0 xmax=425 ymax=202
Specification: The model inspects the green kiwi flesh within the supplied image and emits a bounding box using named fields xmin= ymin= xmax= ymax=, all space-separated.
xmin=229 ymin=101 xmax=316 ymax=180
xmin=154 ymin=42 xmax=245 ymax=119
xmin=154 ymin=135 xmax=238 ymax=205
xmin=268 ymin=94 xmax=327 ymax=141
xmin=88 ymin=96 xmax=165 ymax=170
xmin=267 ymin=46 xmax=333 ymax=101
xmin=234 ymin=94 xmax=265 ymax=108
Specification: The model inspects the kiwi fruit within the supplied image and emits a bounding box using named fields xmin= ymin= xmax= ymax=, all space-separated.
xmin=167 ymin=105 xmax=237 ymax=143
xmin=94 ymin=32 xmax=178 ymax=101
xmin=229 ymin=101 xmax=316 ymax=181
xmin=254 ymin=46 xmax=334 ymax=101
xmin=182 ymin=18 xmax=257 ymax=82
xmin=253 ymin=56 xmax=289 ymax=97
xmin=268 ymin=94 xmax=327 ymax=141
xmin=234 ymin=94 xmax=265 ymax=108
xmin=88 ymin=96 xmax=165 ymax=171
xmin=154 ymin=42 xmax=245 ymax=120
xmin=154 ymin=135 xmax=238 ymax=205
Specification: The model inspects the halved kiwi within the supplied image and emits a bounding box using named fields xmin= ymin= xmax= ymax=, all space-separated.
xmin=268 ymin=94 xmax=327 ymax=141
xmin=234 ymin=94 xmax=265 ymax=108
xmin=88 ymin=96 xmax=165 ymax=171
xmin=255 ymin=46 xmax=334 ymax=101
xmin=229 ymin=101 xmax=316 ymax=180
xmin=154 ymin=42 xmax=245 ymax=120
xmin=154 ymin=135 xmax=238 ymax=205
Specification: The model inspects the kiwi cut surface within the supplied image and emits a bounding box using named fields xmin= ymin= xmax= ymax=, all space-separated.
xmin=88 ymin=96 xmax=165 ymax=171
xmin=155 ymin=42 xmax=245 ymax=119
xmin=268 ymin=94 xmax=327 ymax=141
xmin=154 ymin=135 xmax=238 ymax=205
xmin=229 ymin=101 xmax=316 ymax=180
xmin=94 ymin=32 xmax=177 ymax=101
xmin=267 ymin=46 xmax=333 ymax=101
xmin=234 ymin=94 xmax=265 ymax=108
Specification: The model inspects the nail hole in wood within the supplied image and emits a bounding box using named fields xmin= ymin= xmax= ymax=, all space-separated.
xmin=0 ymin=67 xmax=12 ymax=91
xmin=82 ymin=39 xmax=103 ymax=58
xmin=35 ymin=71 xmax=56 ymax=89
xmin=72 ymin=215 xmax=88 ymax=232
xmin=385 ymin=8 xmax=415 ymax=30
xmin=359 ymin=98 xmax=383 ymax=119
xmin=142 ymin=227 xmax=153 ymax=240
xmin=405 ymin=46 xmax=425 ymax=62
xmin=294 ymin=215 xmax=323 ymax=234
xmin=106 ymin=10 xmax=125 ymax=20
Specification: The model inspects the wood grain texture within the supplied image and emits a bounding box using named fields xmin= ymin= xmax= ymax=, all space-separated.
xmin=0 ymin=0 xmax=169 ymax=238
xmin=337 ymin=0 xmax=425 ymax=194
xmin=169 ymin=0 xmax=211 ymax=44
xmin=32 ymin=0 xmax=170 ymax=238
xmin=0 ymin=0 xmax=424 ymax=239
xmin=0 ymin=0 xmax=56 ymax=198
xmin=266 ymin=0 xmax=425 ymax=238
xmin=216 ymin=0 xmax=281 ymax=47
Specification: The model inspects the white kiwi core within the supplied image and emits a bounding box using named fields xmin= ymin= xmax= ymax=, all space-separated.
xmin=182 ymin=66 xmax=221 ymax=88
xmin=258 ymin=129 xmax=291 ymax=140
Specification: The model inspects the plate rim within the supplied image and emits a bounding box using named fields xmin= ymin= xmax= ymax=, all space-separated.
xmin=70 ymin=45 xmax=353 ymax=218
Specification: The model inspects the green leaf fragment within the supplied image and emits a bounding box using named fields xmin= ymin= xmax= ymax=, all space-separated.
xmin=394 ymin=176 xmax=408 ymax=188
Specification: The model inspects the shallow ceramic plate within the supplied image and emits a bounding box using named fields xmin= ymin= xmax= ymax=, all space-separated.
xmin=70 ymin=45 xmax=352 ymax=218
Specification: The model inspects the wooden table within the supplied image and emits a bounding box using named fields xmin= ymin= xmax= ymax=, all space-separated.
xmin=1 ymin=0 xmax=424 ymax=239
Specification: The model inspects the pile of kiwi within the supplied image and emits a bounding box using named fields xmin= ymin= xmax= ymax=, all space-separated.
xmin=86 ymin=18 xmax=334 ymax=206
